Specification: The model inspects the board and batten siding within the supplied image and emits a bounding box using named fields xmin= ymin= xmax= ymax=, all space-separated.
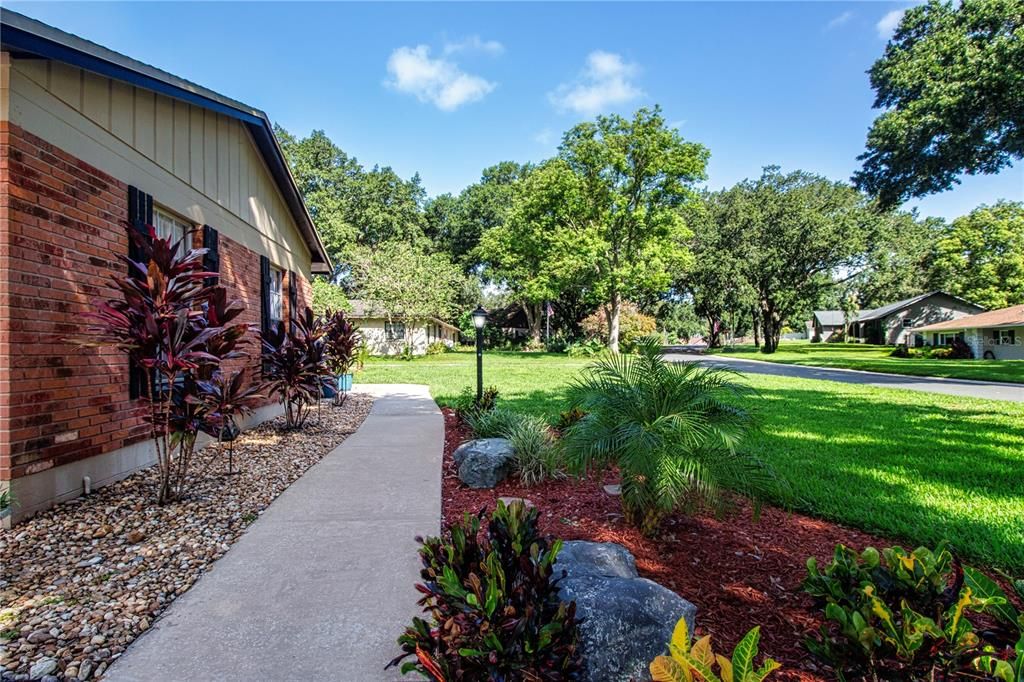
xmin=6 ymin=57 xmax=312 ymax=277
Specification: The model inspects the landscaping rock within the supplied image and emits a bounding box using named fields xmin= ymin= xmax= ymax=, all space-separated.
xmin=0 ymin=394 xmax=374 ymax=680
xmin=555 ymin=541 xmax=697 ymax=682
xmin=453 ymin=439 xmax=515 ymax=489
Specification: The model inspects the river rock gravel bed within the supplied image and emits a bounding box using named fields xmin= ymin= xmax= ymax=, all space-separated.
xmin=0 ymin=394 xmax=373 ymax=681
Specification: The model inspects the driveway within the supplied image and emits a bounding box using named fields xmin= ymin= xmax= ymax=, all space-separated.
xmin=106 ymin=384 xmax=442 ymax=682
xmin=664 ymin=350 xmax=1024 ymax=402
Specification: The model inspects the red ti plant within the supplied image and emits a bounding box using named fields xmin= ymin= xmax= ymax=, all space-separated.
xmin=83 ymin=225 xmax=249 ymax=504
xmin=197 ymin=369 xmax=263 ymax=475
xmin=323 ymin=308 xmax=358 ymax=406
xmin=259 ymin=316 xmax=331 ymax=429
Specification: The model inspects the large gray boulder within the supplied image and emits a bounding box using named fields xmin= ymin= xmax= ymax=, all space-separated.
xmin=556 ymin=541 xmax=697 ymax=682
xmin=453 ymin=438 xmax=515 ymax=488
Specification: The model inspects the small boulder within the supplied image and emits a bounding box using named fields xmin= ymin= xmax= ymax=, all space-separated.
xmin=555 ymin=541 xmax=697 ymax=682
xmin=453 ymin=439 xmax=515 ymax=489
xmin=29 ymin=658 xmax=57 ymax=679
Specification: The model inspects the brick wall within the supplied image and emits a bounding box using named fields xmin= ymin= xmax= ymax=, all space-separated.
xmin=0 ymin=122 xmax=311 ymax=482
xmin=0 ymin=121 xmax=147 ymax=481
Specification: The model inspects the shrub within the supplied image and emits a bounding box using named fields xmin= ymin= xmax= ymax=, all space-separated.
xmin=545 ymin=332 xmax=573 ymax=354
xmin=949 ymin=337 xmax=974 ymax=359
xmin=566 ymin=338 xmax=606 ymax=358
xmin=581 ymin=302 xmax=657 ymax=353
xmin=523 ymin=337 xmax=547 ymax=352
xmin=259 ymin=318 xmax=331 ymax=429
xmin=561 ymin=337 xmax=779 ymax=535
xmin=388 ymin=500 xmax=580 ymax=680
xmin=890 ymin=345 xmax=912 ymax=358
xmin=464 ymin=407 xmax=525 ymax=439
xmin=803 ymin=542 xmax=1023 ymax=678
xmin=425 ymin=340 xmax=448 ymax=356
xmin=323 ymin=309 xmax=358 ymax=406
xmin=0 ymin=489 xmax=11 ymax=514
xmin=83 ymin=225 xmax=249 ymax=504
xmin=454 ymin=385 xmax=500 ymax=419
xmin=196 ymin=369 xmax=263 ymax=475
xmin=504 ymin=415 xmax=563 ymax=486
xmin=555 ymin=406 xmax=587 ymax=433
xmin=310 ymin=277 xmax=350 ymax=316
xmin=650 ymin=615 xmax=780 ymax=682
xmin=465 ymin=409 xmax=564 ymax=485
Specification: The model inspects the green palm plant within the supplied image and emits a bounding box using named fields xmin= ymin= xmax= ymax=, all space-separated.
xmin=561 ymin=336 xmax=779 ymax=535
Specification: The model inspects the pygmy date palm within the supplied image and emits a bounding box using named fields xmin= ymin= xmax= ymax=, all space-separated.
xmin=561 ymin=337 xmax=780 ymax=535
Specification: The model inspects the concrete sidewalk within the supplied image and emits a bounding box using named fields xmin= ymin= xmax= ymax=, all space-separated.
xmin=106 ymin=384 xmax=442 ymax=682
xmin=665 ymin=351 xmax=1024 ymax=402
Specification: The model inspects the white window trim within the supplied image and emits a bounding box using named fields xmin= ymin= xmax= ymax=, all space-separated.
xmin=153 ymin=206 xmax=191 ymax=246
xmin=269 ymin=267 xmax=284 ymax=324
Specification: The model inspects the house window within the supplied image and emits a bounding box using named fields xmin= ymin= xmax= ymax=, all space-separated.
xmin=269 ymin=268 xmax=284 ymax=324
xmin=385 ymin=322 xmax=405 ymax=342
xmin=997 ymin=329 xmax=1016 ymax=345
xmin=901 ymin=318 xmax=913 ymax=328
xmin=937 ymin=332 xmax=963 ymax=345
xmin=153 ymin=206 xmax=190 ymax=246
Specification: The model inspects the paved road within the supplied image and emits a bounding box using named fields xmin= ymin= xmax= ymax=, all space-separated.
xmin=106 ymin=384 xmax=443 ymax=682
xmin=664 ymin=351 xmax=1024 ymax=402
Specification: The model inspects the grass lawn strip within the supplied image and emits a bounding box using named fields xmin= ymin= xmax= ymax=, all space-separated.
xmin=709 ymin=341 xmax=1024 ymax=384
xmin=0 ymin=394 xmax=373 ymax=681
xmin=362 ymin=351 xmax=1024 ymax=569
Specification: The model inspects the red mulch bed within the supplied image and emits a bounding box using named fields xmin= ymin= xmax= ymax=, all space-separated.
xmin=441 ymin=409 xmax=897 ymax=681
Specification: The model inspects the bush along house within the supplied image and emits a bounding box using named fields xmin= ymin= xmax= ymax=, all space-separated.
xmin=0 ymin=9 xmax=332 ymax=524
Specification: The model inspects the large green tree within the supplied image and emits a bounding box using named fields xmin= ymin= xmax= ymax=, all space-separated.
xmin=930 ymin=201 xmax=1024 ymax=309
xmin=557 ymin=106 xmax=709 ymax=352
xmin=476 ymin=160 xmax=595 ymax=341
xmin=275 ymin=126 xmax=428 ymax=264
xmin=850 ymin=212 xmax=945 ymax=309
xmin=854 ymin=0 xmax=1024 ymax=208
xmin=716 ymin=168 xmax=878 ymax=353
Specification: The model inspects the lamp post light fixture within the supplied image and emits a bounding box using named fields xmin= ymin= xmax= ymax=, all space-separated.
xmin=471 ymin=306 xmax=488 ymax=401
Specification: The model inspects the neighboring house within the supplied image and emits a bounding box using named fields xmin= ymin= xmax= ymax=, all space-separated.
xmin=810 ymin=310 xmax=846 ymax=342
xmin=348 ymin=300 xmax=459 ymax=355
xmin=0 ymin=10 xmax=332 ymax=523
xmin=914 ymin=305 xmax=1024 ymax=360
xmin=849 ymin=291 xmax=985 ymax=346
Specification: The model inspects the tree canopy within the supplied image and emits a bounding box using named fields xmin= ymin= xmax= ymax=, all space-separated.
xmin=854 ymin=0 xmax=1024 ymax=208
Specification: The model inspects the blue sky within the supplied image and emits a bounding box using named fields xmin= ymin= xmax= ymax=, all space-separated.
xmin=9 ymin=1 xmax=1022 ymax=221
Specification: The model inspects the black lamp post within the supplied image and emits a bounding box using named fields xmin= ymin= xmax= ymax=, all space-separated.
xmin=471 ymin=306 xmax=488 ymax=401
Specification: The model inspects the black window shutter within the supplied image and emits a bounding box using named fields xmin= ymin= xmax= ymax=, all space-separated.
xmin=260 ymin=255 xmax=272 ymax=336
xmin=202 ymin=225 xmax=220 ymax=286
xmin=127 ymin=186 xmax=153 ymax=400
xmin=287 ymin=270 xmax=298 ymax=332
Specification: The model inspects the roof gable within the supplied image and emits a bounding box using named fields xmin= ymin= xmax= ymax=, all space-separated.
xmin=0 ymin=8 xmax=331 ymax=273
xmin=916 ymin=304 xmax=1024 ymax=332
xmin=855 ymin=291 xmax=983 ymax=322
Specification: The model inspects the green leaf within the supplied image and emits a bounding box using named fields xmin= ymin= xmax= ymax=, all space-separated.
xmin=964 ymin=565 xmax=1021 ymax=630
xmin=730 ymin=626 xmax=761 ymax=680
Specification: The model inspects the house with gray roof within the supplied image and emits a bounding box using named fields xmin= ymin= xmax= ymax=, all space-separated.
xmin=810 ymin=310 xmax=846 ymax=342
xmin=849 ymin=291 xmax=985 ymax=346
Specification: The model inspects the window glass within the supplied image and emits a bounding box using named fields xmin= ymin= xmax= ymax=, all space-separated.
xmin=269 ymin=268 xmax=284 ymax=323
xmin=901 ymin=318 xmax=913 ymax=328
xmin=386 ymin=322 xmax=405 ymax=341
xmin=997 ymin=329 xmax=1014 ymax=345
xmin=153 ymin=207 xmax=190 ymax=246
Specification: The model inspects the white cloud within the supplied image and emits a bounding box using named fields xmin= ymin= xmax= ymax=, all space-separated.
xmin=876 ymin=9 xmax=905 ymax=39
xmin=385 ymin=45 xmax=496 ymax=111
xmin=443 ymin=35 xmax=504 ymax=56
xmin=825 ymin=11 xmax=854 ymax=30
xmin=549 ymin=50 xmax=645 ymax=116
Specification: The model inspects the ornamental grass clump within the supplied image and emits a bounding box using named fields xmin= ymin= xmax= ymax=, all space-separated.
xmin=560 ymin=336 xmax=780 ymax=535
xmin=388 ymin=500 xmax=580 ymax=681
xmin=83 ymin=225 xmax=249 ymax=504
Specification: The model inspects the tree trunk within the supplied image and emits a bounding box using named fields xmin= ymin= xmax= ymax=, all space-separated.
xmin=705 ymin=316 xmax=722 ymax=348
xmin=760 ymin=302 xmax=782 ymax=353
xmin=752 ymin=307 xmax=761 ymax=348
xmin=522 ymin=302 xmax=543 ymax=343
xmin=607 ymin=292 xmax=621 ymax=353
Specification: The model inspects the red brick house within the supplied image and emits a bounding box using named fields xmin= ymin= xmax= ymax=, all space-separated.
xmin=0 ymin=10 xmax=332 ymax=523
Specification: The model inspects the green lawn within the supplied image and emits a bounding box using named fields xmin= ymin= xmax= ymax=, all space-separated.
xmin=708 ymin=341 xmax=1024 ymax=384
xmin=361 ymin=350 xmax=1024 ymax=570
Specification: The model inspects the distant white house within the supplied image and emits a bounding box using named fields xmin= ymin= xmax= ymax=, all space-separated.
xmin=348 ymin=299 xmax=460 ymax=356
xmin=810 ymin=310 xmax=846 ymax=342
xmin=914 ymin=304 xmax=1024 ymax=360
